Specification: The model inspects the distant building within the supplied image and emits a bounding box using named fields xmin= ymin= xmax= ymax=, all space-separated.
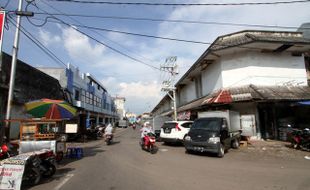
xmin=114 ymin=96 xmax=126 ymax=120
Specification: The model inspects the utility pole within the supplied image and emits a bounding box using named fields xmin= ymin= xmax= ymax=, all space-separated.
xmin=160 ymin=56 xmax=178 ymax=121
xmin=4 ymin=0 xmax=33 ymax=142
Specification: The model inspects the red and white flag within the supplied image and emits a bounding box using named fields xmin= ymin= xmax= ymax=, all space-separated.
xmin=0 ymin=11 xmax=5 ymax=52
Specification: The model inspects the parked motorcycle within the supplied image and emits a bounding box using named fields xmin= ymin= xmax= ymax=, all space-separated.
xmin=96 ymin=125 xmax=105 ymax=138
xmin=22 ymin=155 xmax=42 ymax=186
xmin=105 ymin=134 xmax=113 ymax=145
xmin=0 ymin=144 xmax=10 ymax=159
xmin=290 ymin=128 xmax=310 ymax=151
xmin=140 ymin=132 xmax=157 ymax=154
xmin=38 ymin=150 xmax=57 ymax=178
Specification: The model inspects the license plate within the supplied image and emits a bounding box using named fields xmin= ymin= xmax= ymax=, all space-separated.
xmin=164 ymin=129 xmax=170 ymax=133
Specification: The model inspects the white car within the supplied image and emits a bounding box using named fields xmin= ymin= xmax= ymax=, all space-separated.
xmin=160 ymin=121 xmax=193 ymax=143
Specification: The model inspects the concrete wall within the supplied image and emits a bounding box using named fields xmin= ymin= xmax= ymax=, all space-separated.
xmin=178 ymin=81 xmax=196 ymax=105
xmin=221 ymin=51 xmax=307 ymax=87
xmin=201 ymin=60 xmax=223 ymax=95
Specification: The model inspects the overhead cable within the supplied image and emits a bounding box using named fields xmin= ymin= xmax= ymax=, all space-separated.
xmin=30 ymin=2 xmax=161 ymax=71
xmin=31 ymin=12 xmax=305 ymax=30
xmin=46 ymin=0 xmax=310 ymax=6
xmin=7 ymin=17 xmax=67 ymax=68
xmin=41 ymin=1 xmax=158 ymax=65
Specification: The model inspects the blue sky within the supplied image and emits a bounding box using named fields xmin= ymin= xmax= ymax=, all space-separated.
xmin=1 ymin=0 xmax=310 ymax=114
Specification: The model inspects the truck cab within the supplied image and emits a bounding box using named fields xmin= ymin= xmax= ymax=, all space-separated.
xmin=184 ymin=113 xmax=241 ymax=158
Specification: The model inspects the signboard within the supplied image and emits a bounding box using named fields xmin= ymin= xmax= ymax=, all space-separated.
xmin=177 ymin=111 xmax=191 ymax=120
xmin=0 ymin=153 xmax=32 ymax=190
xmin=0 ymin=11 xmax=5 ymax=52
xmin=65 ymin=124 xmax=78 ymax=133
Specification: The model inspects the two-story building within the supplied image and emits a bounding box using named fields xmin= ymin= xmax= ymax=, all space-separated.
xmin=151 ymin=30 xmax=310 ymax=141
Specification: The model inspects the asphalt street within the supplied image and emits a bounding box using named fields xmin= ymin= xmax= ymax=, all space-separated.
xmin=28 ymin=128 xmax=310 ymax=190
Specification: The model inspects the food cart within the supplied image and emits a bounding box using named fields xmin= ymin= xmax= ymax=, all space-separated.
xmin=10 ymin=118 xmax=67 ymax=162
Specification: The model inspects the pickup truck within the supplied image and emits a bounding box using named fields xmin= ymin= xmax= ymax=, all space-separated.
xmin=184 ymin=110 xmax=242 ymax=158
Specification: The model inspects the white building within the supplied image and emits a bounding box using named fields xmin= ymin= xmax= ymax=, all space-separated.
xmin=114 ymin=96 xmax=126 ymax=120
xmin=152 ymin=30 xmax=310 ymax=140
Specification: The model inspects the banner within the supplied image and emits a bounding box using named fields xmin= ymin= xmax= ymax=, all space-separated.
xmin=0 ymin=11 xmax=5 ymax=52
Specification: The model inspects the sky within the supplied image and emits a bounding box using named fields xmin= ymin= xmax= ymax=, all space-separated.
xmin=1 ymin=0 xmax=310 ymax=114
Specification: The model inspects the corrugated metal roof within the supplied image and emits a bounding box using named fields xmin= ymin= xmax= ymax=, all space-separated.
xmin=202 ymin=85 xmax=310 ymax=106
xmin=211 ymin=31 xmax=310 ymax=51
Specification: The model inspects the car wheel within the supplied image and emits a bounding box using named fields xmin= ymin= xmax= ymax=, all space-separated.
xmin=232 ymin=139 xmax=240 ymax=149
xmin=217 ymin=144 xmax=225 ymax=158
xmin=185 ymin=149 xmax=192 ymax=154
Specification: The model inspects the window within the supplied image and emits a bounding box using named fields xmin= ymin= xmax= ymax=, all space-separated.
xmin=182 ymin=122 xmax=193 ymax=128
xmin=74 ymin=89 xmax=80 ymax=101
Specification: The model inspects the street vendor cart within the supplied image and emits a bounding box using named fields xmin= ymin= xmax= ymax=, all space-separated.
xmin=15 ymin=118 xmax=67 ymax=162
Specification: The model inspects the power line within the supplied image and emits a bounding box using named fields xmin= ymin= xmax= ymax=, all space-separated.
xmin=28 ymin=17 xmax=280 ymax=51
xmin=32 ymin=2 xmax=161 ymax=71
xmin=7 ymin=17 xmax=67 ymax=68
xmin=30 ymin=12 xmax=306 ymax=30
xmin=29 ymin=17 xmax=213 ymax=45
xmin=40 ymin=1 xmax=158 ymax=65
xmin=46 ymin=0 xmax=310 ymax=6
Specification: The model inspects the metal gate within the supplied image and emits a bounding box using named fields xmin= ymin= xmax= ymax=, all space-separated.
xmin=240 ymin=115 xmax=256 ymax=137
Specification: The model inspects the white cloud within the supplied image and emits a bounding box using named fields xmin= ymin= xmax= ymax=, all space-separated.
xmin=62 ymin=27 xmax=106 ymax=63
xmin=38 ymin=29 xmax=61 ymax=46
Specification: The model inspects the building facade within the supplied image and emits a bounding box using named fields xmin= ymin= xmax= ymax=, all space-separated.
xmin=114 ymin=96 xmax=126 ymax=120
xmin=38 ymin=64 xmax=118 ymax=130
xmin=151 ymin=30 xmax=310 ymax=141
xmin=0 ymin=52 xmax=65 ymax=139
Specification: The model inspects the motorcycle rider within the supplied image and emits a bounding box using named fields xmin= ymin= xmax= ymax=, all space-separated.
xmin=104 ymin=123 xmax=113 ymax=137
xmin=140 ymin=122 xmax=152 ymax=147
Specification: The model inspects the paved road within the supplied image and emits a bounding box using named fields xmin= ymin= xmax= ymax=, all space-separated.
xmin=28 ymin=128 xmax=310 ymax=190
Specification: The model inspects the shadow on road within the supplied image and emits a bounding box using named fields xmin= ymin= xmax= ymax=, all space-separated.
xmin=83 ymin=145 xmax=105 ymax=157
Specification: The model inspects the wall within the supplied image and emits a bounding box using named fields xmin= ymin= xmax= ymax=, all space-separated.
xmin=221 ymin=51 xmax=307 ymax=87
xmin=178 ymin=81 xmax=196 ymax=106
xmin=201 ymin=60 xmax=223 ymax=96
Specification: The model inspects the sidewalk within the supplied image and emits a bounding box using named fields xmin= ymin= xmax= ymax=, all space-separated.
xmin=239 ymin=139 xmax=310 ymax=160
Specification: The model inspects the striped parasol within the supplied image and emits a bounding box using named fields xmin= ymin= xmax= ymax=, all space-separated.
xmin=25 ymin=99 xmax=77 ymax=119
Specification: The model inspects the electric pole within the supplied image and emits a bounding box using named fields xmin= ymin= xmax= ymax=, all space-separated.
xmin=160 ymin=56 xmax=178 ymax=121
xmin=4 ymin=0 xmax=33 ymax=142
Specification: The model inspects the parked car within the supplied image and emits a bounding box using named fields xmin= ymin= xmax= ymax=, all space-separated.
xmin=184 ymin=110 xmax=242 ymax=158
xmin=160 ymin=121 xmax=193 ymax=144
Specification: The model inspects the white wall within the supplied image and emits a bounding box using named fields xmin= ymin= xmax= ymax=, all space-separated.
xmin=179 ymin=81 xmax=196 ymax=105
xmin=221 ymin=51 xmax=307 ymax=87
xmin=201 ymin=60 xmax=223 ymax=95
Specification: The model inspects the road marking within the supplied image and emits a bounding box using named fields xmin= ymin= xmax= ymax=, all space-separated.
xmin=54 ymin=174 xmax=74 ymax=190
xmin=160 ymin=149 xmax=168 ymax=152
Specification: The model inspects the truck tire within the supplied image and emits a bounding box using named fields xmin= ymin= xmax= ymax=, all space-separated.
xmin=232 ymin=139 xmax=240 ymax=149
xmin=217 ymin=144 xmax=225 ymax=158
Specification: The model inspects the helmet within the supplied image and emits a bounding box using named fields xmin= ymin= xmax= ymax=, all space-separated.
xmin=144 ymin=122 xmax=150 ymax=127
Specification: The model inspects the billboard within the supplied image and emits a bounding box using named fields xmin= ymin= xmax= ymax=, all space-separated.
xmin=0 ymin=11 xmax=5 ymax=52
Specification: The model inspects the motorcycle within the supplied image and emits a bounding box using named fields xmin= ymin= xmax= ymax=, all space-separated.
xmin=96 ymin=125 xmax=105 ymax=138
xmin=22 ymin=155 xmax=42 ymax=186
xmin=140 ymin=132 xmax=157 ymax=154
xmin=132 ymin=124 xmax=136 ymax=130
xmin=105 ymin=134 xmax=113 ymax=145
xmin=37 ymin=150 xmax=57 ymax=178
xmin=290 ymin=128 xmax=310 ymax=151
xmin=0 ymin=144 xmax=10 ymax=159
